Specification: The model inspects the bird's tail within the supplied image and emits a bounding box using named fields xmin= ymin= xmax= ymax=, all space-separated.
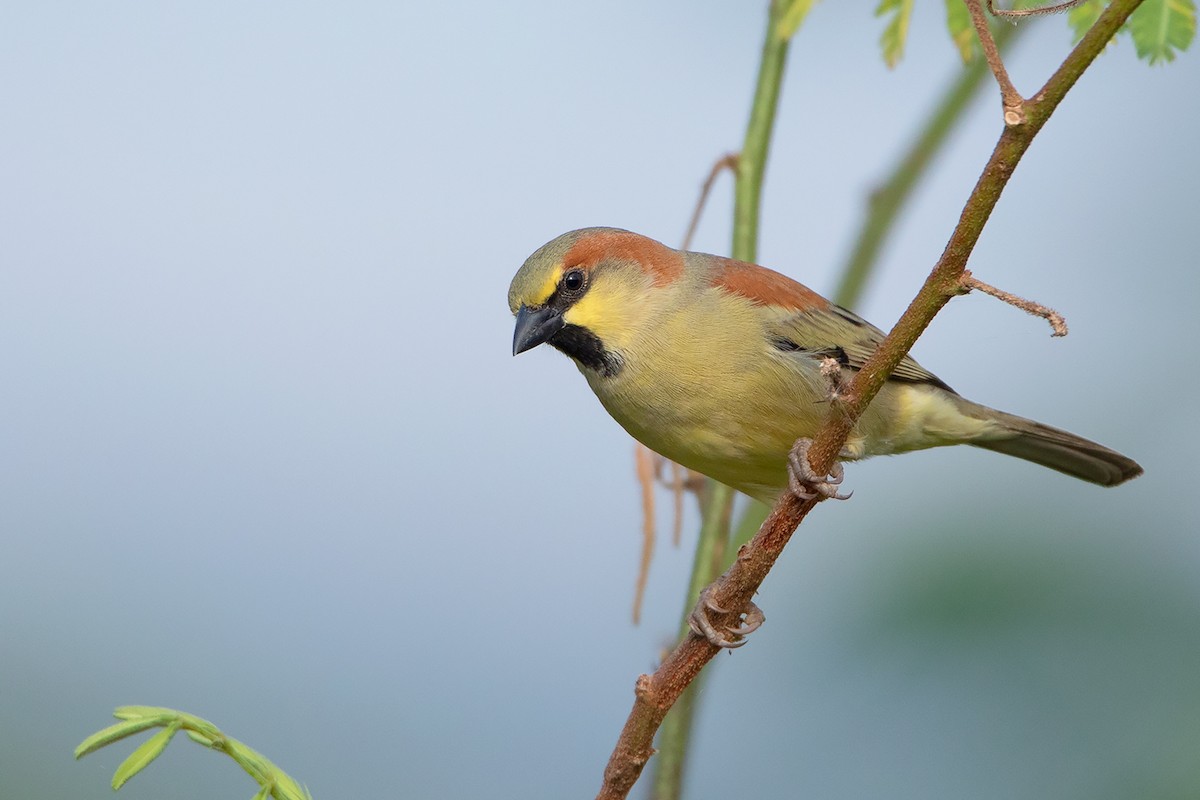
xmin=960 ymin=401 xmax=1143 ymax=487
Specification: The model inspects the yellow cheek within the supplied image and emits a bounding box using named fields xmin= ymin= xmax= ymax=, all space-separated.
xmin=562 ymin=279 xmax=655 ymax=353
xmin=563 ymin=293 xmax=623 ymax=344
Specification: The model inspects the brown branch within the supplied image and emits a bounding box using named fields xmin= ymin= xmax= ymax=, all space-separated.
xmin=681 ymin=152 xmax=739 ymax=252
xmin=965 ymin=0 xmax=1025 ymax=123
xmin=961 ymin=270 xmax=1068 ymax=336
xmin=596 ymin=1 xmax=1146 ymax=797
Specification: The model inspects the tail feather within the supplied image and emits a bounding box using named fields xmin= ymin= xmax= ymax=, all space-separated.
xmin=964 ymin=404 xmax=1143 ymax=487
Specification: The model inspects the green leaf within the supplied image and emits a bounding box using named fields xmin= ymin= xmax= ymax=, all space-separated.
xmin=777 ymin=0 xmax=820 ymax=39
xmin=275 ymin=773 xmax=313 ymax=800
xmin=112 ymin=705 xmax=173 ymax=721
xmin=185 ymin=729 xmax=216 ymax=747
xmin=1067 ymin=0 xmax=1108 ymax=43
xmin=111 ymin=721 xmax=181 ymax=790
xmin=80 ymin=705 xmax=312 ymax=800
xmin=876 ymin=0 xmax=915 ymax=67
xmin=250 ymin=783 xmax=273 ymax=800
xmin=75 ymin=717 xmax=167 ymax=759
xmin=1127 ymin=0 xmax=1197 ymax=63
xmin=944 ymin=0 xmax=979 ymax=62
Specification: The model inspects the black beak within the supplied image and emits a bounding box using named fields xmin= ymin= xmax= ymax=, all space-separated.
xmin=513 ymin=304 xmax=565 ymax=355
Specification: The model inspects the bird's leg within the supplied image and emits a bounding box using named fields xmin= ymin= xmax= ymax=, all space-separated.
xmin=687 ymin=585 xmax=765 ymax=649
xmin=788 ymin=437 xmax=852 ymax=501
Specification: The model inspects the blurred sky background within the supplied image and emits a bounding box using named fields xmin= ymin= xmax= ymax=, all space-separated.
xmin=3 ymin=3 xmax=1199 ymax=799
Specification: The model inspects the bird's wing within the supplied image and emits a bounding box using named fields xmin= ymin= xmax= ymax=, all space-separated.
xmin=701 ymin=252 xmax=953 ymax=392
xmin=768 ymin=304 xmax=955 ymax=393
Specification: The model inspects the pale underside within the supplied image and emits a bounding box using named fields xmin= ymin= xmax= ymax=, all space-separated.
xmin=581 ymin=281 xmax=1002 ymax=504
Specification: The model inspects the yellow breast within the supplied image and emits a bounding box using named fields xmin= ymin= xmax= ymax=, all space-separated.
xmin=582 ymin=287 xmax=833 ymax=502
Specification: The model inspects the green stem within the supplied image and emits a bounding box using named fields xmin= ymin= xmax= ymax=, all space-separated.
xmin=833 ymin=23 xmax=1019 ymax=310
xmin=652 ymin=3 xmax=792 ymax=799
xmin=681 ymin=486 xmax=737 ymax=641
xmin=733 ymin=0 xmax=792 ymax=265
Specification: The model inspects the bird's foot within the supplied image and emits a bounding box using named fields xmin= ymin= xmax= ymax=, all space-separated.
xmin=687 ymin=585 xmax=764 ymax=649
xmin=787 ymin=438 xmax=852 ymax=501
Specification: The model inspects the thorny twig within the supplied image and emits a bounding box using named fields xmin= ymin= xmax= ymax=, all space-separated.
xmin=961 ymin=270 xmax=1069 ymax=336
xmin=987 ymin=0 xmax=1087 ymax=20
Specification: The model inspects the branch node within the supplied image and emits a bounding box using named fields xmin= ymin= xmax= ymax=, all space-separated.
xmin=819 ymin=356 xmax=843 ymax=395
xmin=960 ymin=271 xmax=1069 ymax=336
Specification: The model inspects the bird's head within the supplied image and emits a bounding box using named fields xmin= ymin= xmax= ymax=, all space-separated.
xmin=508 ymin=228 xmax=684 ymax=377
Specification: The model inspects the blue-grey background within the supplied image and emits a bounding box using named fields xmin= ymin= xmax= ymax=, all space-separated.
xmin=3 ymin=3 xmax=1198 ymax=798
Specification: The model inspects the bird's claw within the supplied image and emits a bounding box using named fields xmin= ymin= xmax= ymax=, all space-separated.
xmin=688 ymin=586 xmax=765 ymax=649
xmin=787 ymin=438 xmax=852 ymax=501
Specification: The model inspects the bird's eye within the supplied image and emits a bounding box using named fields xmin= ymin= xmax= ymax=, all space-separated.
xmin=562 ymin=269 xmax=586 ymax=293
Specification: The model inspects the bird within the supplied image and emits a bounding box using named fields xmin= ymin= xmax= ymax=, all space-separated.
xmin=508 ymin=227 xmax=1143 ymax=506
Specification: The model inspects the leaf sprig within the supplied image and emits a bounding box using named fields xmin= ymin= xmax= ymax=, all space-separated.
xmin=75 ymin=706 xmax=312 ymax=800
xmin=879 ymin=0 xmax=918 ymax=66
xmin=880 ymin=0 xmax=1196 ymax=64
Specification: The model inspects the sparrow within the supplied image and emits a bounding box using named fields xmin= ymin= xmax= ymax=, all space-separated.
xmin=508 ymin=227 xmax=1142 ymax=505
